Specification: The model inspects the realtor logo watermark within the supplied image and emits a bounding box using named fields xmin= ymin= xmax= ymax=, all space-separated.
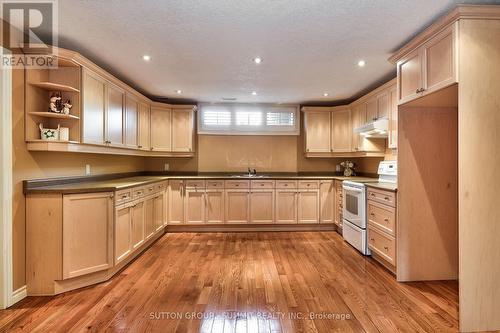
xmin=1 ymin=0 xmax=58 ymax=68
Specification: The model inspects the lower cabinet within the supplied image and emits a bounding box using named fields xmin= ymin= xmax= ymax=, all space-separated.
xmin=168 ymin=180 xmax=185 ymax=224
xmin=62 ymin=192 xmax=114 ymax=279
xmin=319 ymin=180 xmax=334 ymax=224
xmin=115 ymin=204 xmax=132 ymax=264
xmin=131 ymin=201 xmax=145 ymax=250
xmin=206 ymin=189 xmax=224 ymax=224
xmin=249 ymin=189 xmax=275 ymax=224
xmin=334 ymin=180 xmax=343 ymax=228
xmin=297 ymin=190 xmax=320 ymax=223
xmin=144 ymin=196 xmax=155 ymax=239
xmin=185 ymin=188 xmax=205 ymax=224
xmin=154 ymin=192 xmax=165 ymax=231
xmin=275 ymin=190 xmax=298 ymax=224
xmin=225 ymin=189 xmax=250 ymax=224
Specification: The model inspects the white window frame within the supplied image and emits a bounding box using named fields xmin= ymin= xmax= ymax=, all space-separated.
xmin=197 ymin=103 xmax=300 ymax=136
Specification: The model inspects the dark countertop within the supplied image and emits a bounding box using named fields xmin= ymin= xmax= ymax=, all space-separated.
xmin=365 ymin=182 xmax=398 ymax=192
xmin=24 ymin=172 xmax=379 ymax=194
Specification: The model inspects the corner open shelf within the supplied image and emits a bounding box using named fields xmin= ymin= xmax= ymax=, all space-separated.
xmin=28 ymin=112 xmax=80 ymax=120
xmin=29 ymin=82 xmax=80 ymax=93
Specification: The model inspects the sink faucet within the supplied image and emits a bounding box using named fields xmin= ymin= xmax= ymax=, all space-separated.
xmin=247 ymin=168 xmax=257 ymax=177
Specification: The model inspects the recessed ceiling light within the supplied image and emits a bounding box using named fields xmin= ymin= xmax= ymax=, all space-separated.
xmin=358 ymin=60 xmax=366 ymax=67
xmin=142 ymin=55 xmax=151 ymax=61
xmin=251 ymin=91 xmax=258 ymax=96
xmin=323 ymin=93 xmax=329 ymax=97
xmin=175 ymin=89 xmax=182 ymax=94
xmin=253 ymin=57 xmax=262 ymax=64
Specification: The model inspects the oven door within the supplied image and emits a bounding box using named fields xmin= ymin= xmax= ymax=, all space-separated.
xmin=342 ymin=184 xmax=365 ymax=228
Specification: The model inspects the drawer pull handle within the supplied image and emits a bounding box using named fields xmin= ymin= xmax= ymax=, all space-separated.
xmin=284 ymin=184 xmax=288 ymax=186
xmin=370 ymin=238 xmax=375 ymax=241
xmin=121 ymin=195 xmax=128 ymax=199
xmin=370 ymin=193 xmax=375 ymax=196
xmin=370 ymin=213 xmax=375 ymax=216
xmin=384 ymin=218 xmax=389 ymax=222
xmin=384 ymin=197 xmax=390 ymax=201
xmin=384 ymin=246 xmax=389 ymax=251
xmin=261 ymin=184 xmax=264 ymax=186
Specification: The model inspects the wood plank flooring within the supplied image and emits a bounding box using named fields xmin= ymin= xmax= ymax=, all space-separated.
xmin=0 ymin=232 xmax=459 ymax=332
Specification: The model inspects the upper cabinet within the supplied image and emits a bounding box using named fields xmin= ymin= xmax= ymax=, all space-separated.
xmin=304 ymin=110 xmax=331 ymax=153
xmin=26 ymin=48 xmax=196 ymax=157
xmin=388 ymin=86 xmax=398 ymax=149
xmin=396 ymin=23 xmax=458 ymax=105
xmin=172 ymin=108 xmax=194 ymax=153
xmin=331 ymin=108 xmax=351 ymax=152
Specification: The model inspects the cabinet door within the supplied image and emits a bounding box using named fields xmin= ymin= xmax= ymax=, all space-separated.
xmin=397 ymin=48 xmax=423 ymax=104
xmin=82 ymin=69 xmax=106 ymax=145
xmin=131 ymin=201 xmax=145 ymax=250
xmin=275 ymin=190 xmax=297 ymax=224
xmin=150 ymin=106 xmax=172 ymax=152
xmin=185 ymin=188 xmax=205 ymax=224
xmin=115 ymin=205 xmax=132 ymax=264
xmin=124 ymin=94 xmax=138 ymax=148
xmin=144 ymin=197 xmax=155 ymax=240
xmin=423 ymin=24 xmax=457 ymax=94
xmin=297 ymin=190 xmax=319 ymax=224
xmin=376 ymin=91 xmax=389 ymax=119
xmin=331 ymin=109 xmax=351 ymax=152
xmin=168 ymin=180 xmax=184 ymax=224
xmin=351 ymin=104 xmax=367 ymax=152
xmin=62 ymin=192 xmax=113 ymax=279
xmin=250 ymin=190 xmax=275 ymax=224
xmin=319 ymin=180 xmax=334 ymax=224
xmin=304 ymin=111 xmax=331 ymax=153
xmin=206 ymin=190 xmax=224 ymax=224
xmin=225 ymin=190 xmax=250 ymax=224
xmin=171 ymin=109 xmax=194 ymax=152
xmin=388 ymin=85 xmax=398 ymax=149
xmin=105 ymin=83 xmax=125 ymax=146
xmin=334 ymin=181 xmax=343 ymax=227
xmin=138 ymin=102 xmax=150 ymax=151
xmin=153 ymin=193 xmax=165 ymax=231
xmin=366 ymin=98 xmax=378 ymax=122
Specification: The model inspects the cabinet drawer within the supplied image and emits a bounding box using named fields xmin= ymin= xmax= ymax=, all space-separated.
xmin=368 ymin=227 xmax=396 ymax=266
xmin=116 ymin=189 xmax=132 ymax=205
xmin=155 ymin=182 xmax=167 ymax=192
xmin=367 ymin=188 xmax=396 ymax=207
xmin=185 ymin=180 xmax=205 ymax=189
xmin=225 ymin=180 xmax=250 ymax=189
xmin=132 ymin=187 xmax=146 ymax=199
xmin=251 ymin=180 xmax=275 ymax=189
xmin=368 ymin=201 xmax=396 ymax=236
xmin=298 ymin=180 xmax=319 ymax=189
xmin=145 ymin=185 xmax=156 ymax=195
xmin=276 ymin=180 xmax=297 ymax=189
xmin=206 ymin=180 xmax=224 ymax=189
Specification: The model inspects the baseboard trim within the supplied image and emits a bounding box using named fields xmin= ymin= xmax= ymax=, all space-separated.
xmin=11 ymin=285 xmax=27 ymax=305
xmin=166 ymin=224 xmax=337 ymax=233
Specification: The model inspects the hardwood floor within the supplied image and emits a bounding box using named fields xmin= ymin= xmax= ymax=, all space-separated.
xmin=0 ymin=232 xmax=459 ymax=332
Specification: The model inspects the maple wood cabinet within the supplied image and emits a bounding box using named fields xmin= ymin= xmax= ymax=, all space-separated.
xmin=206 ymin=189 xmax=225 ymax=224
xmin=275 ymin=189 xmax=298 ymax=224
xmin=334 ymin=180 xmax=343 ymax=228
xmin=172 ymin=108 xmax=194 ymax=152
xmin=397 ymin=23 xmax=457 ymax=104
xmin=130 ymin=200 xmax=145 ymax=250
xmin=82 ymin=69 xmax=106 ymax=145
xmin=138 ymin=102 xmax=150 ymax=151
xmin=124 ymin=94 xmax=139 ymax=149
xmin=304 ymin=110 xmax=331 ymax=153
xmin=150 ymin=105 xmax=172 ymax=152
xmin=250 ymin=189 xmax=275 ymax=223
xmin=331 ymin=109 xmax=352 ymax=152
xmin=106 ymin=83 xmax=125 ymax=147
xmin=388 ymin=86 xmax=398 ymax=149
xmin=150 ymin=106 xmax=195 ymax=154
xmin=225 ymin=189 xmax=250 ymax=224
xmin=185 ymin=187 xmax=206 ymax=224
xmin=319 ymin=180 xmax=334 ymax=224
xmin=168 ymin=180 xmax=185 ymax=224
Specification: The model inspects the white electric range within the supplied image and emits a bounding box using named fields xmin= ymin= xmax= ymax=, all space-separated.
xmin=342 ymin=161 xmax=397 ymax=255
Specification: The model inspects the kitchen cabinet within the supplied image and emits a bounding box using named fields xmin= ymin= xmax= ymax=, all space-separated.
xmin=206 ymin=189 xmax=225 ymax=224
xmin=62 ymin=192 xmax=113 ymax=279
xmin=319 ymin=180 xmax=334 ymax=224
xmin=297 ymin=190 xmax=319 ymax=223
xmin=115 ymin=204 xmax=132 ymax=264
xmin=171 ymin=108 xmax=194 ymax=152
xmin=130 ymin=200 xmax=145 ymax=250
xmin=150 ymin=105 xmax=172 ymax=152
xmin=185 ymin=187 xmax=206 ymax=224
xmin=331 ymin=109 xmax=351 ymax=152
xmin=376 ymin=91 xmax=389 ymax=119
xmin=397 ymin=23 xmax=457 ymax=104
xmin=124 ymin=94 xmax=138 ymax=149
xmin=250 ymin=189 xmax=275 ymax=224
xmin=154 ymin=191 xmax=165 ymax=231
xmin=388 ymin=86 xmax=398 ymax=149
xmin=304 ymin=110 xmax=331 ymax=153
xmin=168 ymin=180 xmax=185 ymax=224
xmin=138 ymin=102 xmax=150 ymax=151
xmin=106 ymin=83 xmax=125 ymax=147
xmin=82 ymin=69 xmax=106 ymax=145
xmin=225 ymin=189 xmax=250 ymax=224
xmin=351 ymin=104 xmax=365 ymax=152
xmin=334 ymin=180 xmax=343 ymax=228
xmin=144 ymin=196 xmax=155 ymax=240
xmin=366 ymin=98 xmax=378 ymax=123
xmin=275 ymin=189 xmax=297 ymax=224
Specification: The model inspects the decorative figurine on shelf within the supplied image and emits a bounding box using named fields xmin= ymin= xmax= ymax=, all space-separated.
xmin=340 ymin=160 xmax=356 ymax=177
xmin=62 ymin=100 xmax=72 ymax=115
xmin=48 ymin=92 xmax=62 ymax=113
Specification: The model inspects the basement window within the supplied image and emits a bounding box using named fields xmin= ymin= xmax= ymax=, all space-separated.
xmin=198 ymin=103 xmax=300 ymax=135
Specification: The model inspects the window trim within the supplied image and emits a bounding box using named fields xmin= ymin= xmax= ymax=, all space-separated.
xmin=197 ymin=103 xmax=300 ymax=136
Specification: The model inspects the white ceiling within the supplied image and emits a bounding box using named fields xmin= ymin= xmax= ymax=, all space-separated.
xmin=54 ymin=0 xmax=494 ymax=104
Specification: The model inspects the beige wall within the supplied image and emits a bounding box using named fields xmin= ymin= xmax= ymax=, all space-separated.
xmin=11 ymin=70 xmax=145 ymax=290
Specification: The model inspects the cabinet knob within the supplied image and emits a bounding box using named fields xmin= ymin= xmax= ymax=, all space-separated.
xmin=138 ymin=145 xmax=143 ymax=148
xmin=306 ymin=149 xmax=310 ymax=152
xmin=370 ymin=238 xmax=375 ymax=241
xmin=384 ymin=246 xmax=389 ymax=251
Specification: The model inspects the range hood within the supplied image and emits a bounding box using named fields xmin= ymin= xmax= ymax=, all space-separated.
xmin=354 ymin=118 xmax=388 ymax=138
